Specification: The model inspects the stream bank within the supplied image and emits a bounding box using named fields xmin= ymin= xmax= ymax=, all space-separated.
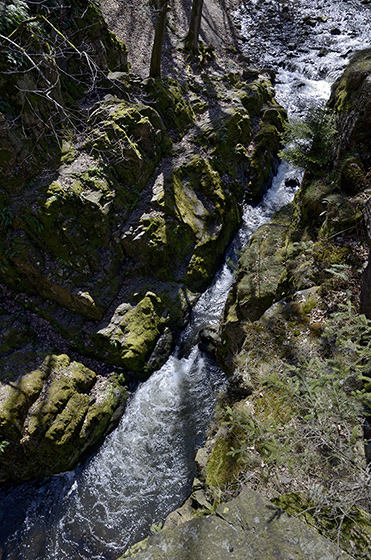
xmin=116 ymin=3 xmax=371 ymax=560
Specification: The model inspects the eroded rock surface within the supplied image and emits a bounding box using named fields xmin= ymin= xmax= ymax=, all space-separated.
xmin=121 ymin=488 xmax=353 ymax=560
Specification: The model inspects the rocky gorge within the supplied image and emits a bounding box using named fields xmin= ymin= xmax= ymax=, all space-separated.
xmin=0 ymin=0 xmax=284 ymax=484
xmin=1 ymin=0 xmax=371 ymax=558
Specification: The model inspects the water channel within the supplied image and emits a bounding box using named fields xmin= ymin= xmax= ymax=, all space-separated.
xmin=0 ymin=0 xmax=369 ymax=558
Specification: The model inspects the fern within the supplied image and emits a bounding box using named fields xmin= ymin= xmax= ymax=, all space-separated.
xmin=278 ymin=105 xmax=337 ymax=172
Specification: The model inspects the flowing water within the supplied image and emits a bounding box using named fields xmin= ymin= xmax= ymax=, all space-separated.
xmin=0 ymin=1 xmax=369 ymax=558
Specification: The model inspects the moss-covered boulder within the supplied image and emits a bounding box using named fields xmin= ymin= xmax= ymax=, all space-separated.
xmin=329 ymin=48 xmax=371 ymax=169
xmin=273 ymin=492 xmax=371 ymax=560
xmin=0 ymin=317 xmax=127 ymax=483
xmin=91 ymin=292 xmax=166 ymax=375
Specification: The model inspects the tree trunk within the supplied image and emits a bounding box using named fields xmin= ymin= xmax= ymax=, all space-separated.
xmin=149 ymin=0 xmax=168 ymax=78
xmin=185 ymin=0 xmax=204 ymax=53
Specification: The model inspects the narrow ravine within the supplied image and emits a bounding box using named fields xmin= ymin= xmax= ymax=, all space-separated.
xmin=0 ymin=1 xmax=369 ymax=559
xmin=0 ymin=164 xmax=300 ymax=560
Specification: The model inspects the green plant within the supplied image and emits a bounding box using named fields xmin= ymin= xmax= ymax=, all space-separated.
xmin=279 ymin=105 xmax=337 ymax=172
xmin=26 ymin=215 xmax=44 ymax=234
xmin=324 ymin=263 xmax=350 ymax=281
xmin=150 ymin=521 xmax=163 ymax=534
xmin=223 ymin=303 xmax=371 ymax=557
xmin=0 ymin=0 xmax=30 ymax=35
xmin=0 ymin=206 xmax=13 ymax=228
xmin=0 ymin=440 xmax=9 ymax=454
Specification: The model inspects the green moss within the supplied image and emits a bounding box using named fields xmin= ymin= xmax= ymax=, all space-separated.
xmin=85 ymin=100 xmax=169 ymax=192
xmin=120 ymin=293 xmax=165 ymax=372
xmin=247 ymin=123 xmax=281 ymax=200
xmin=330 ymin=49 xmax=371 ymax=114
xmin=92 ymin=293 xmax=165 ymax=376
xmin=230 ymin=206 xmax=291 ymax=321
xmin=206 ymin=436 xmax=241 ymax=489
xmin=79 ymin=376 xmax=128 ymax=444
xmin=318 ymin=193 xmax=364 ymax=239
xmin=293 ymin=177 xmax=333 ymax=232
xmin=239 ymin=79 xmax=274 ymax=116
xmin=144 ymin=77 xmax=195 ymax=134
xmin=339 ymin=157 xmax=367 ymax=195
xmin=273 ymin=492 xmax=371 ymax=560
xmin=0 ymin=350 xmax=128 ymax=482
xmin=0 ymin=360 xmax=46 ymax=439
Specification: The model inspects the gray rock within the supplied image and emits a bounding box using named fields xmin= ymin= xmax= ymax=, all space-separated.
xmin=121 ymin=488 xmax=353 ymax=560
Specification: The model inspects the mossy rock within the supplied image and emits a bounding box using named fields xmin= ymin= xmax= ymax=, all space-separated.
xmin=121 ymin=488 xmax=353 ymax=560
xmin=339 ymin=156 xmax=368 ymax=195
xmin=121 ymin=155 xmax=240 ymax=291
xmin=91 ymin=292 xmax=166 ymax=377
xmin=224 ymin=204 xmax=292 ymax=324
xmin=0 ymin=351 xmax=127 ymax=483
xmin=144 ymin=77 xmax=195 ymax=134
xmin=217 ymin=285 xmax=323 ymax=378
xmin=205 ymin=435 xmax=242 ymax=489
xmin=329 ymin=49 xmax=371 ymax=167
xmin=0 ymin=181 xmax=119 ymax=319
xmin=0 ymin=0 xmax=129 ymax=191
xmin=273 ymin=492 xmax=371 ymax=560
xmin=85 ymin=99 xmax=170 ymax=191
xmin=291 ymin=176 xmax=333 ymax=233
xmin=239 ymin=78 xmax=276 ymax=116
xmin=247 ymin=122 xmax=282 ymax=201
xmin=318 ymin=192 xmax=364 ymax=238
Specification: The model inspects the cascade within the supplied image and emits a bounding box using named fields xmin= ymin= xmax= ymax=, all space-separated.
xmin=0 ymin=0 xmax=369 ymax=558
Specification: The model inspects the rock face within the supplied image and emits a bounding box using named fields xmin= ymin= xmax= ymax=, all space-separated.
xmin=0 ymin=2 xmax=286 ymax=482
xmin=0 ymin=300 xmax=128 ymax=483
xmin=121 ymin=488 xmax=352 ymax=560
xmin=329 ymin=48 xmax=371 ymax=170
xmin=219 ymin=48 xmax=371 ymax=377
xmin=207 ymin=49 xmax=371 ymax=559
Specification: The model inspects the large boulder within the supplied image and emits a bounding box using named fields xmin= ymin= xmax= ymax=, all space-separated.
xmin=0 ymin=303 xmax=127 ymax=483
xmin=121 ymin=488 xmax=352 ymax=560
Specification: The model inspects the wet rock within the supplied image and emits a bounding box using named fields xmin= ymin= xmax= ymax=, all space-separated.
xmin=198 ymin=325 xmax=220 ymax=354
xmin=301 ymin=16 xmax=317 ymax=26
xmin=284 ymin=177 xmax=300 ymax=189
xmin=242 ymin=65 xmax=261 ymax=80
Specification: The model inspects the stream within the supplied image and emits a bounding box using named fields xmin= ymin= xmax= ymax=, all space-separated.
xmin=0 ymin=0 xmax=369 ymax=558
